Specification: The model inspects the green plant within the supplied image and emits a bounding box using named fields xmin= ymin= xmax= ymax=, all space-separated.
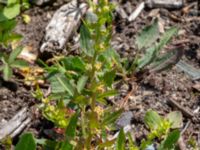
xmin=0 ymin=0 xmax=30 ymax=46
xmin=187 ymin=137 xmax=200 ymax=150
xmin=33 ymin=1 xmax=123 ymax=149
xmin=0 ymin=47 xmax=28 ymax=80
xmin=0 ymin=0 xmax=30 ymax=80
xmin=0 ymin=19 xmax=22 ymax=47
xmin=15 ymin=133 xmax=36 ymax=150
xmin=0 ymin=0 xmax=29 ymax=22
xmin=15 ymin=0 xmax=182 ymax=149
xmin=142 ymin=110 xmax=182 ymax=149
xmin=117 ymin=110 xmax=182 ymax=150
xmin=128 ymin=19 xmax=179 ymax=74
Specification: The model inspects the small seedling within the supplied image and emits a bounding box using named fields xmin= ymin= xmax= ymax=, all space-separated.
xmin=0 ymin=47 xmax=28 ymax=80
xmin=118 ymin=110 xmax=182 ymax=150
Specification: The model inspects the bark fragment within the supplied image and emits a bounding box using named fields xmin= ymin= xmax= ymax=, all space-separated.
xmin=0 ymin=107 xmax=31 ymax=140
xmin=40 ymin=0 xmax=88 ymax=54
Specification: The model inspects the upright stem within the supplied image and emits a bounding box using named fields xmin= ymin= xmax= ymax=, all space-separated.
xmin=81 ymin=106 xmax=87 ymax=138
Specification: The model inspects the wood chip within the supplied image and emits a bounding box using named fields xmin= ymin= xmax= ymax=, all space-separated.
xmin=176 ymin=60 xmax=200 ymax=80
xmin=145 ymin=0 xmax=183 ymax=9
xmin=115 ymin=5 xmax=128 ymax=19
xmin=18 ymin=46 xmax=37 ymax=64
xmin=0 ymin=107 xmax=31 ymax=140
xmin=40 ymin=0 xmax=88 ymax=54
xmin=128 ymin=2 xmax=145 ymax=22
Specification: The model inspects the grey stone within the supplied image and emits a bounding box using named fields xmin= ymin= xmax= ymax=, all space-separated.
xmin=116 ymin=111 xmax=133 ymax=128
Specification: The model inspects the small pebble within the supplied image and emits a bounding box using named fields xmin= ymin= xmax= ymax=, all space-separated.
xmin=116 ymin=111 xmax=133 ymax=128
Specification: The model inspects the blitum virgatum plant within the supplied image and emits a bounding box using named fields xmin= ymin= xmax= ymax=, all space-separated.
xmin=34 ymin=1 xmax=125 ymax=149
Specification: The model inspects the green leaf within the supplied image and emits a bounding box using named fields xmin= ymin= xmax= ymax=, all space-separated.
xmin=102 ymin=109 xmax=122 ymax=126
xmin=11 ymin=60 xmax=28 ymax=68
xmin=98 ymin=140 xmax=115 ymax=148
xmin=0 ymin=20 xmax=16 ymax=31
xmin=0 ymin=12 xmax=7 ymax=22
xmin=116 ymin=128 xmax=125 ymax=150
xmin=97 ymin=90 xmax=118 ymax=99
xmin=144 ymin=110 xmax=162 ymax=130
xmin=77 ymin=75 xmax=88 ymax=93
xmin=8 ymin=47 xmax=23 ymax=64
xmin=103 ymin=70 xmax=116 ymax=87
xmin=136 ymin=26 xmax=178 ymax=71
xmin=136 ymin=19 xmax=159 ymax=49
xmin=36 ymin=139 xmax=57 ymax=150
xmin=60 ymin=113 xmax=79 ymax=150
xmin=0 ymin=32 xmax=21 ymax=46
xmin=60 ymin=142 xmax=73 ymax=150
xmin=157 ymin=27 xmax=178 ymax=51
xmin=80 ymin=24 xmax=94 ymax=56
xmin=50 ymin=93 xmax=71 ymax=103
xmin=6 ymin=33 xmax=22 ymax=42
xmin=110 ymin=49 xmax=124 ymax=71
xmin=3 ymin=63 xmax=12 ymax=80
xmin=166 ymin=111 xmax=183 ymax=129
xmin=49 ymin=74 xmax=74 ymax=96
xmin=127 ymin=132 xmax=139 ymax=150
xmin=7 ymin=0 xmax=19 ymax=5
xmin=15 ymin=133 xmax=36 ymax=150
xmin=74 ymin=95 xmax=88 ymax=106
xmin=21 ymin=0 xmax=30 ymax=9
xmin=61 ymin=56 xmax=86 ymax=72
xmin=65 ymin=113 xmax=79 ymax=138
xmin=158 ymin=130 xmax=180 ymax=150
xmin=136 ymin=46 xmax=157 ymax=70
xmin=3 ymin=4 xmax=20 ymax=20
xmin=55 ymin=75 xmax=74 ymax=96
xmin=99 ymin=49 xmax=123 ymax=72
xmin=148 ymin=49 xmax=181 ymax=72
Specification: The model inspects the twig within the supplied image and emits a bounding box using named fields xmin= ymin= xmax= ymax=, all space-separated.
xmin=167 ymin=99 xmax=194 ymax=118
xmin=168 ymin=13 xmax=183 ymax=22
xmin=182 ymin=2 xmax=196 ymax=14
xmin=120 ymin=83 xmax=137 ymax=109
xmin=181 ymin=120 xmax=191 ymax=135
xmin=128 ymin=2 xmax=145 ymax=22
xmin=177 ymin=121 xmax=191 ymax=150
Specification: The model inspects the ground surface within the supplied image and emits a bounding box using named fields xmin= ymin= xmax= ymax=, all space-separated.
xmin=0 ymin=0 xmax=199 ymax=148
